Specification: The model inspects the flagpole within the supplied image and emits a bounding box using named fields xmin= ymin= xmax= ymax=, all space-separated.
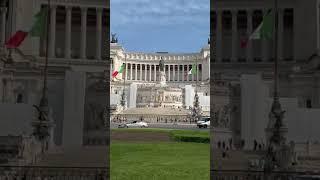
xmin=273 ymin=0 xmax=279 ymax=100
xmin=36 ymin=0 xmax=51 ymax=155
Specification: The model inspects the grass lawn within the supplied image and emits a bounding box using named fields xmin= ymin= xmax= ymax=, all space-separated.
xmin=111 ymin=142 xmax=209 ymax=180
xmin=110 ymin=129 xmax=210 ymax=180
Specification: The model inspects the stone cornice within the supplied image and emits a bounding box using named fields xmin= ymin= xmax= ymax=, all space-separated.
xmin=40 ymin=0 xmax=108 ymax=8
xmin=212 ymin=0 xmax=295 ymax=10
xmin=37 ymin=57 xmax=110 ymax=67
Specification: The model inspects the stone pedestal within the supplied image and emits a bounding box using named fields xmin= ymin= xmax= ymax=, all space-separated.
xmin=129 ymin=83 xmax=137 ymax=108
xmin=159 ymin=71 xmax=167 ymax=87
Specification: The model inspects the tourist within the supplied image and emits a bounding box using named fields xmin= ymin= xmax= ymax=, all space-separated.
xmin=253 ymin=140 xmax=257 ymax=151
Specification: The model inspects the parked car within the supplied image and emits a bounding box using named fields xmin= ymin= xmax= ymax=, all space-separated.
xmin=118 ymin=121 xmax=148 ymax=128
xmin=197 ymin=117 xmax=210 ymax=128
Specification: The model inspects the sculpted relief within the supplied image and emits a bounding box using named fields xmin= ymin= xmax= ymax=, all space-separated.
xmin=212 ymin=104 xmax=232 ymax=128
xmin=85 ymin=102 xmax=105 ymax=130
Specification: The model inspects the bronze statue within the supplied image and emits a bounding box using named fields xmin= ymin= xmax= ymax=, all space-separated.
xmin=111 ymin=33 xmax=118 ymax=43
xmin=159 ymin=57 xmax=164 ymax=71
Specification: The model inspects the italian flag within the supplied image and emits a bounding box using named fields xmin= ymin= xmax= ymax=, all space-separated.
xmin=241 ymin=10 xmax=273 ymax=48
xmin=5 ymin=8 xmax=47 ymax=48
xmin=188 ymin=64 xmax=197 ymax=75
xmin=112 ymin=64 xmax=125 ymax=78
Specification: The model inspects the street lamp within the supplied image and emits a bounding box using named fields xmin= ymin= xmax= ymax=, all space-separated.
xmin=120 ymin=55 xmax=127 ymax=109
xmin=264 ymin=0 xmax=292 ymax=172
xmin=191 ymin=56 xmax=202 ymax=123
xmin=31 ymin=0 xmax=54 ymax=155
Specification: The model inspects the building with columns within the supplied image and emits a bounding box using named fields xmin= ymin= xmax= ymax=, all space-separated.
xmin=0 ymin=0 xmax=109 ymax=157
xmin=211 ymin=0 xmax=320 ymax=153
xmin=110 ymin=41 xmax=211 ymax=122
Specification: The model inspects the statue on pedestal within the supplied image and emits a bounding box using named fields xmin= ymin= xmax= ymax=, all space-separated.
xmin=111 ymin=33 xmax=118 ymax=43
xmin=158 ymin=57 xmax=166 ymax=86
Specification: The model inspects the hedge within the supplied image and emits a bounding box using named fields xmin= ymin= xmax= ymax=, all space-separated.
xmin=169 ymin=131 xmax=210 ymax=143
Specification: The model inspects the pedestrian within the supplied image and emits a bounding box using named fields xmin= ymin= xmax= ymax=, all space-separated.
xmin=258 ymin=144 xmax=262 ymax=150
xmin=217 ymin=141 xmax=221 ymax=149
xmin=222 ymin=141 xmax=226 ymax=149
xmin=254 ymin=139 xmax=257 ymax=151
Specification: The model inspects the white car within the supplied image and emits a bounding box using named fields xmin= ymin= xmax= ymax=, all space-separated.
xmin=119 ymin=121 xmax=148 ymax=128
xmin=197 ymin=117 xmax=210 ymax=128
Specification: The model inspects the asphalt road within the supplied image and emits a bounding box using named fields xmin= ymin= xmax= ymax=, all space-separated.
xmin=110 ymin=123 xmax=209 ymax=131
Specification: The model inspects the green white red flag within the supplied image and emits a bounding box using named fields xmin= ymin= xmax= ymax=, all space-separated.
xmin=5 ymin=8 xmax=47 ymax=48
xmin=112 ymin=64 xmax=125 ymax=78
xmin=241 ymin=10 xmax=273 ymax=48
xmin=188 ymin=64 xmax=197 ymax=75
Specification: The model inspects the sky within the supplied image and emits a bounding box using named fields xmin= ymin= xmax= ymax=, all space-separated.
xmin=111 ymin=0 xmax=210 ymax=53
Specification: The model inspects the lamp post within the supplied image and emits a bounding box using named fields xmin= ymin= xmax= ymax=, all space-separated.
xmin=120 ymin=54 xmax=126 ymax=109
xmin=264 ymin=0 xmax=291 ymax=172
xmin=31 ymin=0 xmax=54 ymax=155
xmin=192 ymin=56 xmax=202 ymax=123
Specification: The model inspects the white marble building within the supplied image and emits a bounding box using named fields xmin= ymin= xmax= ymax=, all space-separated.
xmin=211 ymin=0 xmax=320 ymax=149
xmin=110 ymin=41 xmax=211 ymax=122
xmin=0 ymin=0 xmax=109 ymax=152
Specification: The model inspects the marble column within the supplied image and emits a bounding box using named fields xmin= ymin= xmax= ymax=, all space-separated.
xmin=261 ymin=9 xmax=268 ymax=62
xmin=177 ymin=65 xmax=180 ymax=82
xmin=0 ymin=7 xmax=7 ymax=45
xmin=187 ymin=65 xmax=190 ymax=81
xmin=130 ymin=63 xmax=133 ymax=80
xmin=216 ymin=10 xmax=223 ymax=62
xmin=149 ymin=64 xmax=152 ymax=81
xmin=154 ymin=65 xmax=156 ymax=81
xmin=173 ymin=65 xmax=176 ymax=81
xmin=140 ymin=64 xmax=142 ymax=80
xmin=96 ymin=8 xmax=102 ymax=60
xmin=49 ymin=5 xmax=57 ymax=58
xmin=144 ymin=64 xmax=147 ymax=81
xmin=80 ymin=7 xmax=87 ymax=59
xmin=246 ymin=9 xmax=253 ymax=62
xmin=168 ymin=65 xmax=171 ymax=81
xmin=231 ymin=10 xmax=238 ymax=62
xmin=182 ymin=65 xmax=185 ymax=81
xmin=64 ymin=6 xmax=72 ymax=59
xmin=135 ymin=64 xmax=137 ymax=80
xmin=278 ymin=8 xmax=284 ymax=61
xmin=197 ymin=64 xmax=200 ymax=81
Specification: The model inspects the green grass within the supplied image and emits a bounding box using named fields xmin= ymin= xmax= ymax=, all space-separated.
xmin=111 ymin=142 xmax=209 ymax=180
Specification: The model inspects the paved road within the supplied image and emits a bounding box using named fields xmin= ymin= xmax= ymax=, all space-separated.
xmin=111 ymin=123 xmax=209 ymax=131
